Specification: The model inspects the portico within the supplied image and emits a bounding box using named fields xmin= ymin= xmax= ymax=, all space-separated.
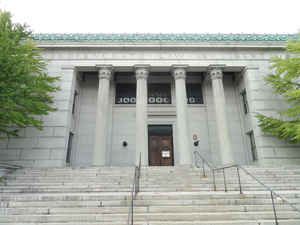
xmin=91 ymin=64 xmax=235 ymax=166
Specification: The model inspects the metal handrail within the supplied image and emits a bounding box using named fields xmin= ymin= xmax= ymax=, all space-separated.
xmin=127 ymin=153 xmax=142 ymax=225
xmin=194 ymin=151 xmax=300 ymax=225
xmin=193 ymin=151 xmax=217 ymax=191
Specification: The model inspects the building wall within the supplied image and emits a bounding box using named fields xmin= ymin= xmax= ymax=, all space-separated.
xmin=67 ymin=72 xmax=249 ymax=167
xmin=245 ymin=65 xmax=300 ymax=166
xmin=0 ymin=44 xmax=299 ymax=167
xmin=0 ymin=62 xmax=74 ymax=167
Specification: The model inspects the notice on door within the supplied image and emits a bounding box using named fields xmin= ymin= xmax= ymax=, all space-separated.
xmin=162 ymin=151 xmax=170 ymax=158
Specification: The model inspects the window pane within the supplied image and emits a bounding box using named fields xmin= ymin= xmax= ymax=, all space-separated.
xmin=186 ymin=83 xmax=204 ymax=104
xmin=115 ymin=83 xmax=136 ymax=104
xmin=148 ymin=84 xmax=171 ymax=104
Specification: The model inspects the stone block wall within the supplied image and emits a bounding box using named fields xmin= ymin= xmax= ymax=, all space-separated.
xmin=245 ymin=65 xmax=300 ymax=166
xmin=0 ymin=62 xmax=74 ymax=167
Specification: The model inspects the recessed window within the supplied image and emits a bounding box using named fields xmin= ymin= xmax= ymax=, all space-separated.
xmin=186 ymin=83 xmax=204 ymax=104
xmin=248 ymin=131 xmax=258 ymax=161
xmin=66 ymin=132 xmax=74 ymax=164
xmin=72 ymin=90 xmax=79 ymax=114
xmin=115 ymin=83 xmax=136 ymax=104
xmin=241 ymin=89 xmax=249 ymax=114
xmin=148 ymin=84 xmax=171 ymax=104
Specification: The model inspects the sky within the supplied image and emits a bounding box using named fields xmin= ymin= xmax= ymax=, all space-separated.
xmin=1 ymin=0 xmax=300 ymax=34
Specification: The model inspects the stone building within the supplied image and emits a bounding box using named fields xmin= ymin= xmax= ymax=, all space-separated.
xmin=0 ymin=33 xmax=299 ymax=168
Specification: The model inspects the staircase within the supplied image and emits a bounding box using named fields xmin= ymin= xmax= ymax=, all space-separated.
xmin=1 ymin=166 xmax=300 ymax=225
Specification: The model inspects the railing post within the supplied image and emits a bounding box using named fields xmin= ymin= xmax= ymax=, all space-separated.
xmin=202 ymin=158 xmax=206 ymax=177
xmin=223 ymin=168 xmax=227 ymax=192
xmin=212 ymin=169 xmax=216 ymax=191
xmin=134 ymin=167 xmax=138 ymax=194
xmin=131 ymin=190 xmax=134 ymax=225
xmin=270 ymin=191 xmax=279 ymax=225
xmin=236 ymin=167 xmax=243 ymax=194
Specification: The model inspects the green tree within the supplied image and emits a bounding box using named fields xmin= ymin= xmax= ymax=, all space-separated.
xmin=256 ymin=36 xmax=300 ymax=143
xmin=0 ymin=10 xmax=59 ymax=136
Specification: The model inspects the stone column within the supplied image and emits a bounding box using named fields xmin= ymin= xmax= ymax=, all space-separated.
xmin=135 ymin=65 xmax=149 ymax=166
xmin=93 ymin=65 xmax=113 ymax=166
xmin=172 ymin=65 xmax=192 ymax=165
xmin=209 ymin=65 xmax=234 ymax=165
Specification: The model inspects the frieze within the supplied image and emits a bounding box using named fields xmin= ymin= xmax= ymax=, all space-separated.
xmin=40 ymin=49 xmax=285 ymax=61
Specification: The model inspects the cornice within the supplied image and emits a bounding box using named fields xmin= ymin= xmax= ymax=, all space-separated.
xmin=33 ymin=33 xmax=299 ymax=50
xmin=32 ymin=33 xmax=298 ymax=42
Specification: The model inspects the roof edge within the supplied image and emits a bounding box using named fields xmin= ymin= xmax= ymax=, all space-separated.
xmin=32 ymin=33 xmax=299 ymax=43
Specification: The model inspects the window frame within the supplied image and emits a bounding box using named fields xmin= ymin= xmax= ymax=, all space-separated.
xmin=186 ymin=83 xmax=204 ymax=105
xmin=115 ymin=83 xmax=137 ymax=105
xmin=147 ymin=83 xmax=172 ymax=105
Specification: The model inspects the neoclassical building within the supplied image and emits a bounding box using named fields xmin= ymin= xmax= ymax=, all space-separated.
xmin=0 ymin=33 xmax=299 ymax=168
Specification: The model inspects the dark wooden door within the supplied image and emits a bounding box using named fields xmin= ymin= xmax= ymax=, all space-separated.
xmin=149 ymin=136 xmax=174 ymax=166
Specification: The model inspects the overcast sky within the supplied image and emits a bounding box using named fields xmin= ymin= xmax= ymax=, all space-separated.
xmin=1 ymin=0 xmax=300 ymax=34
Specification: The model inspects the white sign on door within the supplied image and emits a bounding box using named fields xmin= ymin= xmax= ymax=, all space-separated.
xmin=162 ymin=151 xmax=170 ymax=158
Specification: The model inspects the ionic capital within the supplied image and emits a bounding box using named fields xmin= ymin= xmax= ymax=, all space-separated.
xmin=172 ymin=65 xmax=188 ymax=80
xmin=208 ymin=64 xmax=225 ymax=80
xmin=96 ymin=65 xmax=113 ymax=80
xmin=135 ymin=65 xmax=150 ymax=80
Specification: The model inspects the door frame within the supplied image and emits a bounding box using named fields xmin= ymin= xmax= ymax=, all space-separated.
xmin=148 ymin=124 xmax=174 ymax=166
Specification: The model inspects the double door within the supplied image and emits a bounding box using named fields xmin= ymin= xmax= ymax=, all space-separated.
xmin=148 ymin=125 xmax=174 ymax=166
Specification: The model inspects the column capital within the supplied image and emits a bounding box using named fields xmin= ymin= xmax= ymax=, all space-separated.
xmin=135 ymin=65 xmax=150 ymax=80
xmin=209 ymin=69 xmax=223 ymax=80
xmin=96 ymin=65 xmax=113 ymax=80
xmin=208 ymin=64 xmax=226 ymax=80
xmin=172 ymin=65 xmax=188 ymax=80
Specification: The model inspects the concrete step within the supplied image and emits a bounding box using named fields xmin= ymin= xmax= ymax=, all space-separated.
xmin=2 ymin=221 xmax=300 ymax=225
xmin=1 ymin=186 xmax=300 ymax=194
xmin=0 ymin=204 xmax=297 ymax=215
xmin=1 ymin=191 xmax=299 ymax=203
xmin=2 ymin=166 xmax=300 ymax=225
xmin=3 ymin=178 xmax=300 ymax=184
xmin=0 ymin=211 xmax=298 ymax=223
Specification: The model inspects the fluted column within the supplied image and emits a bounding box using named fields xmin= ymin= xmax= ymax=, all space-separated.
xmin=209 ymin=65 xmax=234 ymax=165
xmin=93 ymin=65 xmax=113 ymax=166
xmin=172 ymin=65 xmax=192 ymax=165
xmin=135 ymin=65 xmax=149 ymax=166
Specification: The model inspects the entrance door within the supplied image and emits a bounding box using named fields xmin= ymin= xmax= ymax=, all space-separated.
xmin=148 ymin=125 xmax=174 ymax=166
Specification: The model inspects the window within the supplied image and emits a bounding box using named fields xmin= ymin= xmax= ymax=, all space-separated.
xmin=72 ymin=90 xmax=79 ymax=114
xmin=115 ymin=83 xmax=136 ymax=104
xmin=148 ymin=84 xmax=171 ymax=104
xmin=186 ymin=83 xmax=204 ymax=104
xmin=248 ymin=131 xmax=258 ymax=161
xmin=66 ymin=132 xmax=74 ymax=164
xmin=241 ymin=89 xmax=249 ymax=114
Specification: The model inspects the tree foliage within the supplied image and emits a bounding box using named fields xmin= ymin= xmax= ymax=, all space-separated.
xmin=256 ymin=36 xmax=300 ymax=143
xmin=0 ymin=11 xmax=59 ymax=136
